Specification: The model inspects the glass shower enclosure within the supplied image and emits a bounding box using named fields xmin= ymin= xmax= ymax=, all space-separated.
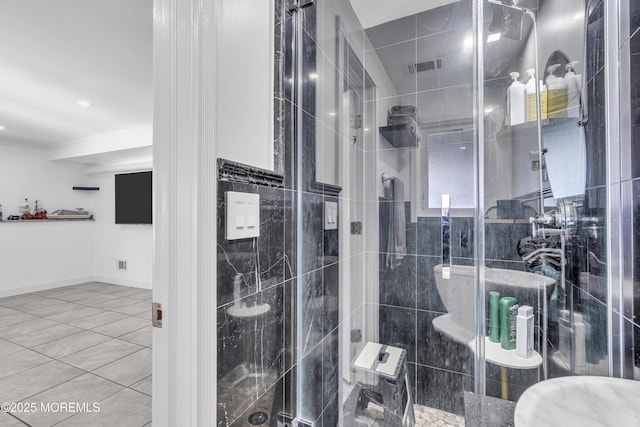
xmin=214 ymin=0 xmax=627 ymax=425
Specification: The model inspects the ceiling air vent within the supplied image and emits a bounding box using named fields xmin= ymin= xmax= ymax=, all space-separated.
xmin=408 ymin=58 xmax=443 ymax=74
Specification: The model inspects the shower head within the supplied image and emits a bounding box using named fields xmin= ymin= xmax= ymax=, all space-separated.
xmin=488 ymin=0 xmax=526 ymax=41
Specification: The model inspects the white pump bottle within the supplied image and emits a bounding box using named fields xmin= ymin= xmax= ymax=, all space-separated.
xmin=507 ymin=72 xmax=526 ymax=126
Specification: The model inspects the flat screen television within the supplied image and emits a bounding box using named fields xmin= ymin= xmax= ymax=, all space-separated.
xmin=115 ymin=171 xmax=152 ymax=224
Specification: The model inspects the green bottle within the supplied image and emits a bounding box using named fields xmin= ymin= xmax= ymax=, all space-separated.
xmin=499 ymin=297 xmax=518 ymax=349
xmin=489 ymin=291 xmax=501 ymax=342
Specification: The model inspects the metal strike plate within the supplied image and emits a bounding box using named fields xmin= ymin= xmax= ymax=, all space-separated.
xmin=152 ymin=302 xmax=163 ymax=328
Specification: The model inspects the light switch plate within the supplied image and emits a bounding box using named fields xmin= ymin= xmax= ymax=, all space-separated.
xmin=324 ymin=201 xmax=338 ymax=230
xmin=226 ymin=191 xmax=260 ymax=240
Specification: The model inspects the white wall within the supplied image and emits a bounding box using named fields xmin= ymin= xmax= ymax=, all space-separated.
xmin=0 ymin=144 xmax=92 ymax=216
xmin=0 ymin=143 xmax=153 ymax=296
xmin=0 ymin=144 xmax=95 ymax=296
xmin=216 ymin=0 xmax=274 ymax=171
xmin=90 ymin=173 xmax=153 ymax=289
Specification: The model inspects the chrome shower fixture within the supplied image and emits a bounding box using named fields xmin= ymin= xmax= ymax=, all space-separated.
xmin=488 ymin=0 xmax=529 ymax=41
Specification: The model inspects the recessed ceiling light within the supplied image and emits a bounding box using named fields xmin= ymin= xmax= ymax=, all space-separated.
xmin=329 ymin=112 xmax=336 ymax=116
xmin=0 ymin=125 xmax=5 ymax=130
xmin=487 ymin=33 xmax=501 ymax=43
xmin=77 ymin=100 xmax=93 ymax=107
xmin=308 ymin=73 xmax=318 ymax=80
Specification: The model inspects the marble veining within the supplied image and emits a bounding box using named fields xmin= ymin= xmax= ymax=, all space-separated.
xmin=514 ymin=376 xmax=640 ymax=427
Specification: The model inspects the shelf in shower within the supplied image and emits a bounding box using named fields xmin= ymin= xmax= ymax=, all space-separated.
xmin=379 ymin=124 xmax=419 ymax=148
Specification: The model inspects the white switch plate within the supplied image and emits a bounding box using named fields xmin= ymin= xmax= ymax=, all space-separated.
xmin=226 ymin=191 xmax=260 ymax=240
xmin=324 ymin=201 xmax=338 ymax=230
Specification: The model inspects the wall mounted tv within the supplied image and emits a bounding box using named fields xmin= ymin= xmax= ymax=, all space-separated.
xmin=115 ymin=171 xmax=152 ymax=224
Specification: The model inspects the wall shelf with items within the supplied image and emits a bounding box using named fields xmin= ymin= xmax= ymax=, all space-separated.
xmin=379 ymin=124 xmax=420 ymax=148
xmin=496 ymin=117 xmax=581 ymax=144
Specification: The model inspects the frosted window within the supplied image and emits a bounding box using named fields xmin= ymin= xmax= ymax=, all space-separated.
xmin=427 ymin=131 xmax=475 ymax=208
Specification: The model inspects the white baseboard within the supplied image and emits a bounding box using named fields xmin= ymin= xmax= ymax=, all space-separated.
xmin=91 ymin=275 xmax=152 ymax=290
xmin=0 ymin=276 xmax=94 ymax=298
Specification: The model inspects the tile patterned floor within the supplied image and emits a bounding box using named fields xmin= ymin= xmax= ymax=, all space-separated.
xmin=414 ymin=404 xmax=466 ymax=426
xmin=0 ymin=282 xmax=152 ymax=427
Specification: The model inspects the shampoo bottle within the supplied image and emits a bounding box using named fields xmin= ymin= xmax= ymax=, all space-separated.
xmin=506 ymin=72 xmax=526 ymax=126
xmin=499 ymin=297 xmax=518 ymax=350
xmin=525 ymin=69 xmax=547 ymax=122
xmin=564 ymin=61 xmax=582 ymax=118
xmin=516 ymin=305 xmax=534 ymax=358
xmin=546 ymin=64 xmax=568 ymax=118
xmin=489 ymin=291 xmax=501 ymax=342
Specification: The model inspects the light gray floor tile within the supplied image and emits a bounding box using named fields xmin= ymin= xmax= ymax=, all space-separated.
xmin=109 ymin=300 xmax=149 ymax=316
xmin=93 ymin=348 xmax=151 ymax=387
xmin=9 ymin=323 xmax=82 ymax=348
xmin=56 ymin=388 xmax=151 ymax=427
xmin=130 ymin=375 xmax=152 ymax=396
xmin=15 ymin=373 xmax=124 ymax=426
xmin=0 ymin=412 xmax=28 ymax=426
xmin=65 ymin=310 xmax=128 ymax=330
xmin=128 ymin=290 xmax=152 ymax=301
xmin=0 ymin=312 xmax=38 ymax=326
xmin=98 ymin=286 xmax=150 ymax=298
xmin=0 ymin=348 xmax=51 ymax=379
xmin=60 ymin=339 xmax=142 ymax=371
xmin=135 ymin=310 xmax=152 ymax=321
xmin=0 ymin=295 xmax=54 ymax=311
xmin=72 ymin=293 xmax=121 ymax=306
xmin=119 ymin=326 xmax=152 ymax=347
xmin=0 ymin=339 xmax=26 ymax=358
xmin=92 ymin=317 xmax=149 ymax=338
xmin=45 ymin=306 xmax=105 ymax=324
xmin=67 ymin=282 xmax=112 ymax=292
xmin=24 ymin=301 xmax=85 ymax=317
xmin=0 ymin=360 xmax=83 ymax=402
xmin=32 ymin=331 xmax=111 ymax=359
xmin=44 ymin=289 xmax=98 ymax=302
xmin=0 ymin=306 xmax=21 ymax=317
xmin=0 ymin=318 xmax=61 ymax=339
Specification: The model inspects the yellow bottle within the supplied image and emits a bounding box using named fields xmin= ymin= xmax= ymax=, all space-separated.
xmin=525 ymin=69 xmax=547 ymax=122
xmin=546 ymin=64 xmax=569 ymax=118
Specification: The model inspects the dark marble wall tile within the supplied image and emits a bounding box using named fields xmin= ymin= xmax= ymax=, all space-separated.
xmin=416 ymin=310 xmax=473 ymax=375
xmin=417 ymin=217 xmax=442 ymax=257
xmin=630 ymin=32 xmax=640 ymax=178
xmin=417 ymin=255 xmax=446 ymax=313
xmin=485 ymin=260 xmax=527 ymax=272
xmin=380 ymin=305 xmax=416 ymax=363
xmin=586 ymin=69 xmax=607 ymax=188
xmin=415 ymin=365 xmax=471 ymax=416
xmin=217 ymin=285 xmax=284 ymax=424
xmin=631 ymin=0 xmax=640 ymax=40
xmin=283 ymin=366 xmax=297 ymax=423
xmin=299 ymin=270 xmax=325 ymax=355
xmin=217 ymin=181 xmax=285 ymax=307
xmin=322 ymin=331 xmax=339 ymax=413
xmin=452 ymin=217 xmax=474 ymax=259
xmin=299 ymin=344 xmax=323 ymax=423
xmin=284 ymin=279 xmax=297 ymax=373
xmin=379 ymin=255 xmax=417 ymax=309
xmin=321 ymin=393 xmax=339 ymax=427
xmin=485 ymin=223 xmax=530 ymax=261
xmin=226 ymin=377 xmax=283 ymax=427
xmin=300 ymin=191 xmax=324 ymax=275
